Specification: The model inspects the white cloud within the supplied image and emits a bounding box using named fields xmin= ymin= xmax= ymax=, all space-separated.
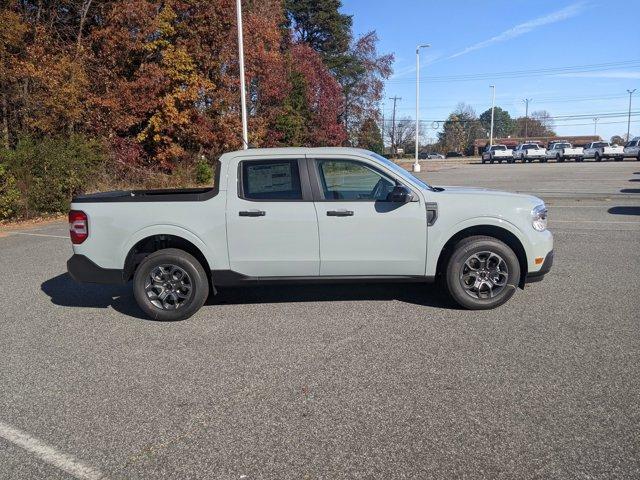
xmin=448 ymin=2 xmax=588 ymax=59
xmin=557 ymin=70 xmax=640 ymax=79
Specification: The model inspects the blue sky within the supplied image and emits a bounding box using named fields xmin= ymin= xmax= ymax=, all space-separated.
xmin=342 ymin=0 xmax=640 ymax=141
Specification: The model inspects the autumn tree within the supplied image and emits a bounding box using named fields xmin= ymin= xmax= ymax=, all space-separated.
xmin=356 ymin=116 xmax=383 ymax=153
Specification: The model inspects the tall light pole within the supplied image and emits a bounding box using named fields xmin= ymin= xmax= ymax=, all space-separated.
xmin=236 ymin=0 xmax=248 ymax=149
xmin=523 ymin=98 xmax=532 ymax=140
xmin=489 ymin=85 xmax=496 ymax=147
xmin=627 ymin=89 xmax=636 ymax=142
xmin=593 ymin=117 xmax=599 ymax=136
xmin=414 ymin=43 xmax=430 ymax=173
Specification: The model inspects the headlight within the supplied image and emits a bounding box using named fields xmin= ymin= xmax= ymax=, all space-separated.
xmin=532 ymin=204 xmax=548 ymax=231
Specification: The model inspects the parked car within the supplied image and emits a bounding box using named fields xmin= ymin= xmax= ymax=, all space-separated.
xmin=481 ymin=144 xmax=513 ymax=164
xmin=513 ymin=143 xmax=547 ymax=163
xmin=623 ymin=137 xmax=640 ymax=160
xmin=545 ymin=141 xmax=583 ymax=162
xmin=582 ymin=141 xmax=624 ymax=161
xmin=67 ymin=147 xmax=553 ymax=320
xmin=418 ymin=152 xmax=445 ymax=160
xmin=445 ymin=151 xmax=464 ymax=158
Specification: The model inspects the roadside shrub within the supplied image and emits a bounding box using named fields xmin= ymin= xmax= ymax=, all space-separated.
xmin=195 ymin=157 xmax=213 ymax=185
xmin=0 ymin=135 xmax=107 ymax=217
xmin=0 ymin=163 xmax=21 ymax=220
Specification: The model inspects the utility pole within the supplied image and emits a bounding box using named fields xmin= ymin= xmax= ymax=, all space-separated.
xmin=523 ymin=98 xmax=532 ymax=140
xmin=236 ymin=0 xmax=248 ymax=149
xmin=389 ymin=96 xmax=401 ymax=156
xmin=414 ymin=44 xmax=430 ymax=172
xmin=627 ymin=89 xmax=636 ymax=142
xmin=489 ymin=85 xmax=496 ymax=147
xmin=593 ymin=117 xmax=599 ymax=136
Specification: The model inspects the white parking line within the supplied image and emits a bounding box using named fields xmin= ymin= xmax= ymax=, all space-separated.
xmin=0 ymin=421 xmax=106 ymax=480
xmin=6 ymin=232 xmax=68 ymax=239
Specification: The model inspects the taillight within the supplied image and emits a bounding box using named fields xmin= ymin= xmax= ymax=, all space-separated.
xmin=69 ymin=210 xmax=88 ymax=244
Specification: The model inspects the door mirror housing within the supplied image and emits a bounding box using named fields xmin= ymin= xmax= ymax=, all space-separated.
xmin=387 ymin=185 xmax=414 ymax=203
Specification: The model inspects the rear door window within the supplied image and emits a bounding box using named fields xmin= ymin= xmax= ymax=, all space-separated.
xmin=240 ymin=159 xmax=302 ymax=200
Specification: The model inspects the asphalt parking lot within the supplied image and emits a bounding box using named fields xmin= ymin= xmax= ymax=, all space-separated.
xmin=1 ymin=161 xmax=639 ymax=479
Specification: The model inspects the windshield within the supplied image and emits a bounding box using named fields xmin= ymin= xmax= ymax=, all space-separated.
xmin=368 ymin=152 xmax=433 ymax=191
xmin=491 ymin=145 xmax=507 ymax=151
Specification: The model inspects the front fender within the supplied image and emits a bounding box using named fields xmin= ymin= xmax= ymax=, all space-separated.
xmin=426 ymin=216 xmax=531 ymax=276
xmin=121 ymin=224 xmax=215 ymax=269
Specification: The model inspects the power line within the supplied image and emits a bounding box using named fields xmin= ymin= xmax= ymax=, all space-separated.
xmin=386 ymin=60 xmax=640 ymax=84
xmin=390 ymin=93 xmax=631 ymax=112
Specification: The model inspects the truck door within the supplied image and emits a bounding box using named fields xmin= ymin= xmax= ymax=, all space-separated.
xmin=226 ymin=156 xmax=319 ymax=277
xmin=308 ymin=156 xmax=427 ymax=276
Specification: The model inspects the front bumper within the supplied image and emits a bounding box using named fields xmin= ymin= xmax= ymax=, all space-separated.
xmin=67 ymin=254 xmax=125 ymax=284
xmin=525 ymin=250 xmax=554 ymax=283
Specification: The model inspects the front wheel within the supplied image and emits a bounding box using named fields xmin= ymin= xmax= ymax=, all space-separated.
xmin=445 ymin=236 xmax=521 ymax=310
xmin=133 ymin=248 xmax=209 ymax=321
xmin=595 ymin=152 xmax=601 ymax=162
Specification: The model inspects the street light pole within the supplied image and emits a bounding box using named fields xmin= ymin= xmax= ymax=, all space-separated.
xmin=414 ymin=44 xmax=430 ymax=173
xmin=627 ymin=89 xmax=636 ymax=142
xmin=593 ymin=117 xmax=599 ymax=136
xmin=236 ymin=0 xmax=248 ymax=149
xmin=489 ymin=85 xmax=496 ymax=147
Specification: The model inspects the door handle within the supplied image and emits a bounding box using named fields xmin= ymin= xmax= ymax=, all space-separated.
xmin=326 ymin=210 xmax=354 ymax=217
xmin=239 ymin=210 xmax=266 ymax=217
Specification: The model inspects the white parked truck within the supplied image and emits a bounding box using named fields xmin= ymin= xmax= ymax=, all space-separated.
xmin=67 ymin=147 xmax=553 ymax=320
xmin=623 ymin=137 xmax=640 ymax=160
xmin=582 ymin=141 xmax=625 ymax=161
xmin=545 ymin=141 xmax=584 ymax=162
xmin=513 ymin=143 xmax=547 ymax=162
xmin=481 ymin=145 xmax=513 ymax=164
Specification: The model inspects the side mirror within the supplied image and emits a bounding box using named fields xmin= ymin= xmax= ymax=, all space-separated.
xmin=387 ymin=185 xmax=414 ymax=203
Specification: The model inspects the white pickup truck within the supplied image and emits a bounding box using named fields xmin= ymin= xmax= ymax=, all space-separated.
xmin=545 ymin=141 xmax=584 ymax=162
xmin=513 ymin=143 xmax=547 ymax=162
xmin=481 ymin=145 xmax=513 ymax=164
xmin=67 ymin=147 xmax=553 ymax=320
xmin=582 ymin=141 xmax=625 ymax=161
xmin=623 ymin=137 xmax=640 ymax=160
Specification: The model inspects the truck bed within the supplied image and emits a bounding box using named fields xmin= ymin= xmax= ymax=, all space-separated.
xmin=72 ymin=187 xmax=218 ymax=203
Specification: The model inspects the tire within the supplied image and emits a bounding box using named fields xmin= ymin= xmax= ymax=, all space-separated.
xmin=133 ymin=248 xmax=209 ymax=321
xmin=637 ymin=155 xmax=640 ymax=161
xmin=614 ymin=157 xmax=623 ymax=162
xmin=445 ymin=236 xmax=520 ymax=310
xmin=490 ymin=159 xmax=494 ymax=164
xmin=595 ymin=152 xmax=601 ymax=162
xmin=481 ymin=158 xmax=486 ymax=164
xmin=498 ymin=159 xmax=503 ymax=164
xmin=556 ymin=154 xmax=564 ymax=163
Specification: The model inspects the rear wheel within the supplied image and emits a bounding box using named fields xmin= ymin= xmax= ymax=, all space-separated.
xmin=133 ymin=248 xmax=209 ymax=321
xmin=556 ymin=154 xmax=564 ymax=163
xmin=595 ymin=152 xmax=602 ymax=162
xmin=445 ymin=236 xmax=520 ymax=310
